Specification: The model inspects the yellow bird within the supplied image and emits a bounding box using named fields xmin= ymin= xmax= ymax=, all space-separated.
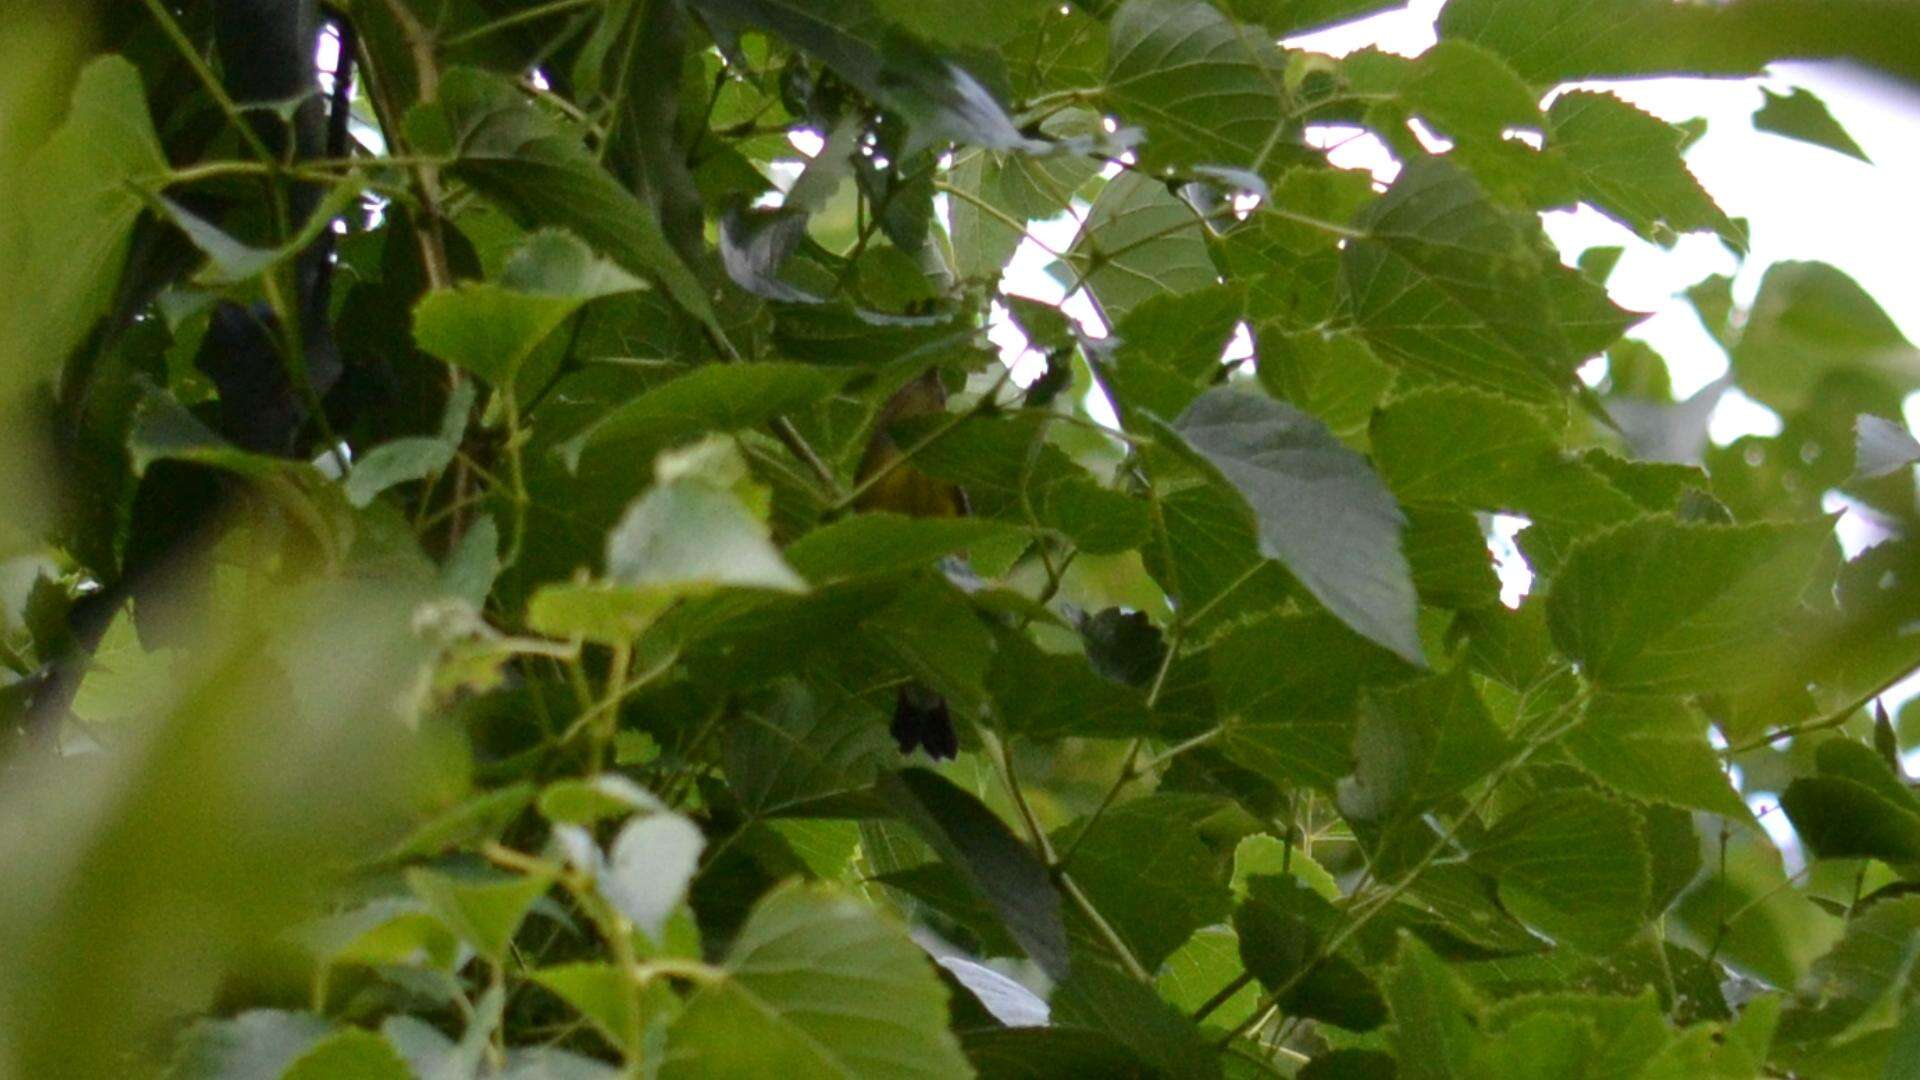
xmin=855 ymin=368 xmax=966 ymax=759
xmin=854 ymin=368 xmax=969 ymax=519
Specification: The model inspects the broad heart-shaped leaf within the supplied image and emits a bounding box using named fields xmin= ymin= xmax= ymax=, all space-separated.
xmin=1371 ymin=385 xmax=1640 ymax=531
xmin=900 ymin=413 xmax=1151 ymax=555
xmin=1053 ymin=796 xmax=1233 ymax=971
xmin=1104 ymin=0 xmax=1290 ymax=174
xmin=1236 ymin=876 xmax=1387 ymax=1033
xmin=17 ymin=56 xmax=166 ymax=365
xmin=1565 ymin=696 xmax=1751 ymax=821
xmin=1338 ymin=669 xmax=1512 ymax=824
xmin=558 ymin=363 xmax=853 ymax=471
xmin=1435 ymin=0 xmax=1754 ymax=84
xmin=527 ymin=478 xmax=806 ymax=642
xmin=1393 ymin=41 xmax=1541 ymax=144
xmin=1050 ymin=963 xmax=1223 ymax=1080
xmin=1214 ymin=612 xmax=1422 ymax=790
xmin=1170 ymin=388 xmax=1424 ymax=665
xmin=1854 ymin=414 xmax=1920 ymax=480
xmin=405 ymin=865 xmax=554 ymax=962
xmin=659 ymin=882 xmax=971 ymax=1079
xmin=405 ymin=68 xmax=711 ymax=325
xmin=1546 ymin=516 xmax=1832 ymax=693
xmin=1342 ymin=156 xmax=1621 ymax=404
xmin=1780 ymin=738 xmax=1920 ymax=864
xmin=785 ymin=514 xmax=1024 ymax=585
xmin=152 ymin=181 xmax=365 ymax=289
xmin=345 ymin=379 xmax=475 ymax=508
xmin=685 ymin=0 xmax=1040 ymax=154
xmin=1157 ymin=927 xmax=1262 ymax=1029
xmin=1469 ymin=790 xmax=1651 ymax=956
xmin=1386 ymin=936 xmax=1484 ymax=1080
xmin=878 ymin=769 xmax=1070 ymax=980
xmin=1753 ymin=87 xmax=1871 ymax=162
xmin=413 ymin=231 xmax=646 ymax=385
xmin=1547 ymin=92 xmax=1745 ymax=253
xmin=606 ymin=476 xmax=803 ymax=595
xmin=1731 ymin=261 xmax=1920 ymax=412
xmin=1774 ymin=896 xmax=1920 ymax=1056
xmin=1213 ymin=0 xmax=1402 ymax=37
xmin=987 ymin=627 xmax=1156 ymax=741
xmin=1071 ymin=170 xmax=1218 ymax=323
xmin=723 ymin=684 xmax=893 ymax=818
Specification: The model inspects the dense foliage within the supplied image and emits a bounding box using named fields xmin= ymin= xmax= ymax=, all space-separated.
xmin=5 ymin=1 xmax=1920 ymax=1077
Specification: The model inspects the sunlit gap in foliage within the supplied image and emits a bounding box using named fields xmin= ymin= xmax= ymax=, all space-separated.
xmin=1751 ymin=794 xmax=1806 ymax=876
xmin=1488 ymin=514 xmax=1533 ymax=609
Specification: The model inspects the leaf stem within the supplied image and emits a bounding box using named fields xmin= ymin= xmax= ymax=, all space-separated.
xmin=1212 ymin=691 xmax=1592 ymax=1047
xmin=442 ymin=0 xmax=604 ymax=48
xmin=1726 ymin=658 xmax=1920 ymax=754
xmin=137 ymin=0 xmax=277 ymax=166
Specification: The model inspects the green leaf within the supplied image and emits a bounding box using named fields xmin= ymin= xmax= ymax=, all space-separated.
xmin=602 ymin=811 xmax=706 ymax=939
xmin=152 ymin=181 xmax=366 ymax=289
xmin=723 ymin=683 xmax=893 ymax=818
xmin=406 ymin=68 xmax=711 ymax=325
xmin=1338 ymin=669 xmax=1512 ymax=824
xmin=784 ymin=513 xmax=1023 ymax=585
xmin=1780 ymin=738 xmax=1920 ymax=864
xmin=1104 ymin=0 xmax=1290 ymax=173
xmin=1469 ymin=790 xmax=1651 ymax=955
xmin=1372 ymin=385 xmax=1639 ymax=531
xmin=901 ymin=413 xmax=1150 ymax=554
xmin=1547 ymin=91 xmax=1745 ymax=253
xmin=1564 ymin=696 xmax=1751 ymax=820
xmin=1214 ymin=0 xmax=1402 ymax=37
xmin=405 ymin=866 xmax=554 ymax=962
xmin=344 ymin=379 xmax=475 ymax=507
xmin=988 ymin=628 xmax=1156 ymax=741
xmin=557 ymin=363 xmax=854 ymax=471
xmin=529 ymin=471 xmax=804 ymax=641
xmin=1103 ymin=285 xmax=1247 ymax=421
xmin=1436 ymin=0 xmax=1745 ymax=84
xmin=386 ymin=784 xmax=539 ymax=864
xmin=1072 ymin=170 xmax=1217 ymax=322
xmin=1231 ymin=834 xmax=1340 ymax=903
xmin=1236 ymin=876 xmax=1388 ymax=1032
xmin=660 ymin=882 xmax=972 ymax=1079
xmin=537 ymin=775 xmax=663 ymax=825
xmin=1387 ymin=936 xmax=1484 ymax=1080
xmin=1157 ymin=926 xmax=1261 ymax=1029
xmin=17 ymin=56 xmax=166 ymax=363
xmin=1214 ymin=612 xmax=1420 ymax=790
xmin=1753 ymin=87 xmax=1870 ymax=162
xmin=1396 ymin=41 xmax=1542 ymax=143
xmin=281 ymin=1027 xmax=411 ymax=1080
xmin=1051 ymin=962 xmax=1223 ymax=1080
xmin=960 ymin=1027 xmax=1151 ymax=1077
xmin=414 ymin=230 xmax=645 ymax=384
xmin=1731 ymin=261 xmax=1920 ymax=412
xmin=532 ymin=963 xmax=647 ymax=1053
xmin=1055 ymin=796 xmax=1233 ymax=970
xmin=1170 ymin=388 xmax=1423 ymax=665
xmin=878 ymin=768 xmax=1071 ymax=979
xmin=1546 ymin=516 xmax=1831 ymax=693
xmin=685 ymin=0 xmax=1041 ymax=154
xmin=1775 ymin=897 xmax=1920 ymax=1061
xmin=1343 ymin=157 xmax=1605 ymax=403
